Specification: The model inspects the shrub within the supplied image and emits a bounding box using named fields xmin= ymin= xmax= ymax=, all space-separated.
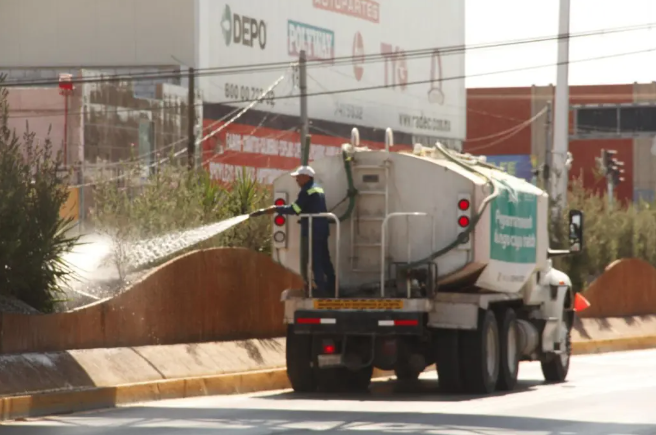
xmin=0 ymin=77 xmax=80 ymax=312
xmin=89 ymin=151 xmax=271 ymax=279
xmin=552 ymin=175 xmax=656 ymax=291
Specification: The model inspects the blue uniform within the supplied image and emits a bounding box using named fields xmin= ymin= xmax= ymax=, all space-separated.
xmin=276 ymin=179 xmax=335 ymax=297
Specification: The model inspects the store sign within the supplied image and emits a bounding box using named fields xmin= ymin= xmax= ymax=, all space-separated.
xmin=221 ymin=4 xmax=267 ymax=49
xmin=312 ymin=0 xmax=380 ymax=23
xmin=287 ymin=20 xmax=335 ymax=63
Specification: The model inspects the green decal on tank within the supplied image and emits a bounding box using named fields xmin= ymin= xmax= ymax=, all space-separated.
xmin=489 ymin=182 xmax=537 ymax=264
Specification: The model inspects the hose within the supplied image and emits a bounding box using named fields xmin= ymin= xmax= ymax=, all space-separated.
xmin=400 ymin=143 xmax=501 ymax=271
xmin=337 ymin=150 xmax=357 ymax=222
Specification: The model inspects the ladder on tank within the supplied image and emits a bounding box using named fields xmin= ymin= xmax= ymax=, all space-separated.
xmin=349 ymin=128 xmax=392 ymax=277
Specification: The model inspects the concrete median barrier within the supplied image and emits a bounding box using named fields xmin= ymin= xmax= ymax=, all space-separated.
xmin=1 ymin=315 xmax=655 ymax=422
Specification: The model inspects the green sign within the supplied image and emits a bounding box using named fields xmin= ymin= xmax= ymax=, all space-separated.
xmin=489 ymin=183 xmax=537 ymax=264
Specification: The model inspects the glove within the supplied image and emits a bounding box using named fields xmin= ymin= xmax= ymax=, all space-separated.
xmin=250 ymin=209 xmax=267 ymax=217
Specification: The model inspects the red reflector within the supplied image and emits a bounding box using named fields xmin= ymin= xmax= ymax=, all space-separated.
xmin=394 ymin=319 xmax=418 ymax=326
xmin=458 ymin=216 xmax=470 ymax=227
xmin=296 ymin=318 xmax=320 ymax=324
xmin=458 ymin=199 xmax=470 ymax=211
xmin=274 ymin=198 xmax=286 ymax=206
xmin=274 ymin=215 xmax=286 ymax=226
xmin=323 ymin=344 xmax=336 ymax=354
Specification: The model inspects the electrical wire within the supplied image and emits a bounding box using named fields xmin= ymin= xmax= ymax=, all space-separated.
xmin=69 ymin=70 xmax=290 ymax=188
xmin=2 ymin=22 xmax=655 ymax=88
xmin=466 ymin=108 xmax=548 ymax=152
xmin=6 ymin=45 xmax=654 ymax=122
xmin=18 ymin=48 xmax=648 ymax=175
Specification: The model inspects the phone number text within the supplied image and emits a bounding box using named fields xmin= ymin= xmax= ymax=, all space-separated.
xmin=224 ymin=83 xmax=276 ymax=107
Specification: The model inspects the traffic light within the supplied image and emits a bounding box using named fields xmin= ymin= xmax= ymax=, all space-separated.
xmin=597 ymin=149 xmax=625 ymax=187
xmin=272 ymin=192 xmax=288 ymax=249
xmin=456 ymin=193 xmax=472 ymax=250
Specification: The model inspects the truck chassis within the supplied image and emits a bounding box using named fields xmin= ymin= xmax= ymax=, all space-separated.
xmin=282 ymin=285 xmax=576 ymax=395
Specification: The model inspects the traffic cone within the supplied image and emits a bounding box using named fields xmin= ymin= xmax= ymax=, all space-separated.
xmin=574 ymin=293 xmax=591 ymax=312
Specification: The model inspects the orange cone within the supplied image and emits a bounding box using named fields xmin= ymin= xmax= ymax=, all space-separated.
xmin=574 ymin=293 xmax=591 ymax=312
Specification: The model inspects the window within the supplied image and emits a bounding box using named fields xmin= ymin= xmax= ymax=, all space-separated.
xmin=575 ymin=107 xmax=618 ymax=134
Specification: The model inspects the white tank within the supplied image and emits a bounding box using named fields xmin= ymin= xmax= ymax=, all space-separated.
xmin=271 ymin=139 xmax=549 ymax=296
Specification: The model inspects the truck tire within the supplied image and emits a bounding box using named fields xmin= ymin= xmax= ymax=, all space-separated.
xmin=435 ymin=329 xmax=463 ymax=393
xmin=286 ymin=326 xmax=317 ymax=393
xmin=460 ymin=309 xmax=500 ymax=394
xmin=496 ymin=308 xmax=520 ymax=391
xmin=541 ymin=302 xmax=572 ymax=383
xmin=394 ymin=365 xmax=421 ymax=382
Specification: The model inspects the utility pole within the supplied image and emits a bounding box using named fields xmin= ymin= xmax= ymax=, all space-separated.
xmin=299 ymin=50 xmax=309 ymax=160
xmin=187 ymin=67 xmax=196 ymax=170
xmin=552 ymin=0 xmax=571 ymax=212
xmin=543 ymin=101 xmax=553 ymax=192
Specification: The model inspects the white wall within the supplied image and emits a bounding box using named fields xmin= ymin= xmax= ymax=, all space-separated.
xmin=0 ymin=0 xmax=197 ymax=68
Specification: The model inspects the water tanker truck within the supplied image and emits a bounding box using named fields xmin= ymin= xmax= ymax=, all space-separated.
xmin=271 ymin=127 xmax=587 ymax=395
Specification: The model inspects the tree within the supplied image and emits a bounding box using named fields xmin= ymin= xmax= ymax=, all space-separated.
xmin=0 ymin=75 xmax=80 ymax=312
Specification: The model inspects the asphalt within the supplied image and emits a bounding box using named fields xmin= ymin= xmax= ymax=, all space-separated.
xmin=3 ymin=349 xmax=656 ymax=434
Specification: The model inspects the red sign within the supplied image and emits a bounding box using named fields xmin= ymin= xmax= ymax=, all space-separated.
xmin=313 ymin=0 xmax=380 ymax=23
xmin=201 ymin=120 xmax=409 ymax=184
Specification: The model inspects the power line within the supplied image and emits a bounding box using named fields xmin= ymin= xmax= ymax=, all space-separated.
xmin=6 ymin=44 xmax=654 ymax=122
xmin=72 ymin=43 xmax=652 ymax=187
xmin=70 ymin=71 xmax=289 ymax=187
xmin=191 ymin=46 xmax=656 ymax=107
xmin=2 ymin=22 xmax=654 ymax=88
xmin=467 ymin=108 xmax=548 ymax=153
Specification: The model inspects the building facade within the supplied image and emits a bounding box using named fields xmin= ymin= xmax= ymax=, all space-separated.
xmin=465 ymin=83 xmax=656 ymax=204
xmin=1 ymin=0 xmax=467 ymax=159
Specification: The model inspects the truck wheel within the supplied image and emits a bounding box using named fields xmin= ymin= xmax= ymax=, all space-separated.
xmin=541 ymin=306 xmax=572 ymax=382
xmin=286 ymin=326 xmax=317 ymax=392
xmin=435 ymin=329 xmax=463 ymax=393
xmin=496 ymin=308 xmax=520 ymax=391
xmin=394 ymin=365 xmax=421 ymax=382
xmin=460 ymin=309 xmax=500 ymax=394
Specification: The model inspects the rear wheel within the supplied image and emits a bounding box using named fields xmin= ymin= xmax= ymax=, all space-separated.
xmin=435 ymin=329 xmax=463 ymax=393
xmin=460 ymin=309 xmax=500 ymax=394
xmin=394 ymin=364 xmax=421 ymax=382
xmin=496 ymin=308 xmax=520 ymax=391
xmin=286 ymin=326 xmax=317 ymax=392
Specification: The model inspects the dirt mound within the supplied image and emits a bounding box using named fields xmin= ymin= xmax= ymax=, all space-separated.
xmin=580 ymin=258 xmax=656 ymax=318
xmin=0 ymin=248 xmax=303 ymax=354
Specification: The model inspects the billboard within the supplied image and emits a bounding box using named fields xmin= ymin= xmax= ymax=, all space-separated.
xmin=198 ymin=0 xmax=466 ymax=141
xmin=483 ymin=155 xmax=536 ymax=184
xmin=200 ymin=119 xmax=410 ymax=185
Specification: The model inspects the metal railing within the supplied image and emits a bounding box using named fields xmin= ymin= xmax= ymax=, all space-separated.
xmin=380 ymin=212 xmax=435 ymax=298
xmin=300 ymin=212 xmax=341 ymax=298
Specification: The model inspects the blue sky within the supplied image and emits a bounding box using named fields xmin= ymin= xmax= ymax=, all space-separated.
xmin=466 ymin=0 xmax=656 ymax=88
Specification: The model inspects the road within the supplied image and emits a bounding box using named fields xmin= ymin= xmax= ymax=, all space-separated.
xmin=3 ymin=349 xmax=656 ymax=434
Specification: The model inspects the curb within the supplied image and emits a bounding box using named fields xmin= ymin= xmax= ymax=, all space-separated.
xmin=2 ymin=336 xmax=656 ymax=422
xmin=572 ymin=335 xmax=656 ymax=355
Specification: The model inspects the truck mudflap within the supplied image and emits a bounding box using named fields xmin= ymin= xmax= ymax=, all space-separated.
xmin=291 ymin=310 xmax=425 ymax=335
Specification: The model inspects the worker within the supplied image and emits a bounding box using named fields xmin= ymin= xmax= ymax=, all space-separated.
xmin=250 ymin=165 xmax=336 ymax=297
